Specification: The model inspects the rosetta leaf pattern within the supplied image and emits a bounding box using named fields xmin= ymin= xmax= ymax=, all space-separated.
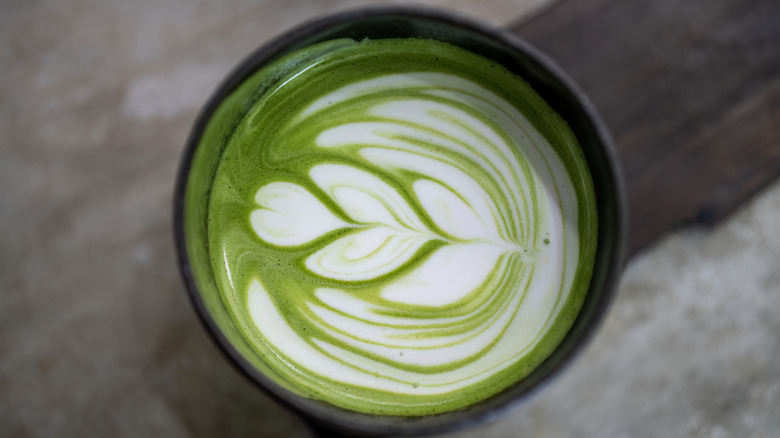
xmin=251 ymin=160 xmax=517 ymax=287
xmin=210 ymin=38 xmax=596 ymax=416
xmin=245 ymin=68 xmax=566 ymax=387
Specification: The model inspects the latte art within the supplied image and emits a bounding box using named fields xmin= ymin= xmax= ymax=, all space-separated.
xmin=207 ymin=38 xmax=597 ymax=415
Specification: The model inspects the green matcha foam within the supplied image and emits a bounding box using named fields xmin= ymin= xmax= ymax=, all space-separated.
xmin=205 ymin=38 xmax=597 ymax=416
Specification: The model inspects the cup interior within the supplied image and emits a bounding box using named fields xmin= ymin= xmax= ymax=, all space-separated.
xmin=174 ymin=7 xmax=625 ymax=437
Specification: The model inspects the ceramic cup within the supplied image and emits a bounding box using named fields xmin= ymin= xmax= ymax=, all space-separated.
xmin=174 ymin=7 xmax=626 ymax=437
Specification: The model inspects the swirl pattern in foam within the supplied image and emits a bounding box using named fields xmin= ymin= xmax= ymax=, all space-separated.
xmin=206 ymin=38 xmax=597 ymax=416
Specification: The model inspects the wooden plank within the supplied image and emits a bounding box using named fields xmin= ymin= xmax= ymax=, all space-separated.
xmin=510 ymin=0 xmax=780 ymax=255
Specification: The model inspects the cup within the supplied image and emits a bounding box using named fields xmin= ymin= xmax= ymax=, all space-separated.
xmin=174 ymin=6 xmax=626 ymax=437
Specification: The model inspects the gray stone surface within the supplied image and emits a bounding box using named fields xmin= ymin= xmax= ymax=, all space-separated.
xmin=1 ymin=1 xmax=777 ymax=437
xmin=441 ymin=179 xmax=780 ymax=438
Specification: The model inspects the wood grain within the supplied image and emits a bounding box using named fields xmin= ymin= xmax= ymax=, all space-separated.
xmin=510 ymin=0 xmax=780 ymax=255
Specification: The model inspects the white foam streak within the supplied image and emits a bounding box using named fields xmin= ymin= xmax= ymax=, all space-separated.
xmin=413 ymin=179 xmax=496 ymax=242
xmin=310 ymin=164 xmax=429 ymax=233
xmin=250 ymin=182 xmax=348 ymax=246
xmin=380 ymin=243 xmax=504 ymax=306
xmin=314 ymin=288 xmax=476 ymax=327
xmin=299 ymin=72 xmax=462 ymax=119
xmin=249 ymin=279 xmax=519 ymax=395
xmin=306 ymin=226 xmax=430 ymax=281
xmin=248 ymin=280 xmax=409 ymax=392
xmin=362 ymin=148 xmax=505 ymax=243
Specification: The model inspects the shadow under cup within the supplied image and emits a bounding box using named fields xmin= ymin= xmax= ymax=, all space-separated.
xmin=174 ymin=7 xmax=626 ymax=437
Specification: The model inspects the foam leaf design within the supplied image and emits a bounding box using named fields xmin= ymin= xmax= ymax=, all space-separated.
xmin=252 ymin=163 xmax=450 ymax=282
xmin=249 ymin=87 xmax=538 ymax=287
xmin=213 ymin=39 xmax=597 ymax=416
xmin=244 ymin=68 xmax=577 ymax=390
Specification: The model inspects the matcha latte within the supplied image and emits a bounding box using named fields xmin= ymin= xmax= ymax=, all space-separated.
xmin=205 ymin=38 xmax=597 ymax=416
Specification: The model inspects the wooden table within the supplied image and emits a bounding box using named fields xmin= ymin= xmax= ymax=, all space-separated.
xmin=512 ymin=0 xmax=780 ymax=255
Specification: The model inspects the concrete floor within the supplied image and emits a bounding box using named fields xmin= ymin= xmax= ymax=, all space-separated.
xmin=1 ymin=1 xmax=777 ymax=437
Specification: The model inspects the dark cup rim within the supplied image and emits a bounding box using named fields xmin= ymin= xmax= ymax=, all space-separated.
xmin=174 ymin=5 xmax=627 ymax=437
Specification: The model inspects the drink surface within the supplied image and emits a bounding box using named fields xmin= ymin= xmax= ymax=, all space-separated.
xmin=206 ymin=38 xmax=597 ymax=416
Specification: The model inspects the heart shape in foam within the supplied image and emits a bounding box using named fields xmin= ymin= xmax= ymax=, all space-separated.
xmin=250 ymin=181 xmax=348 ymax=247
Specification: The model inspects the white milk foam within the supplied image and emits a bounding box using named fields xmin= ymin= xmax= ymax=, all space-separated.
xmin=245 ymin=71 xmax=584 ymax=397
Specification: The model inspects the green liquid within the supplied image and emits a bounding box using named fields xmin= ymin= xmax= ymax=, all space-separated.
xmin=204 ymin=38 xmax=597 ymax=416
